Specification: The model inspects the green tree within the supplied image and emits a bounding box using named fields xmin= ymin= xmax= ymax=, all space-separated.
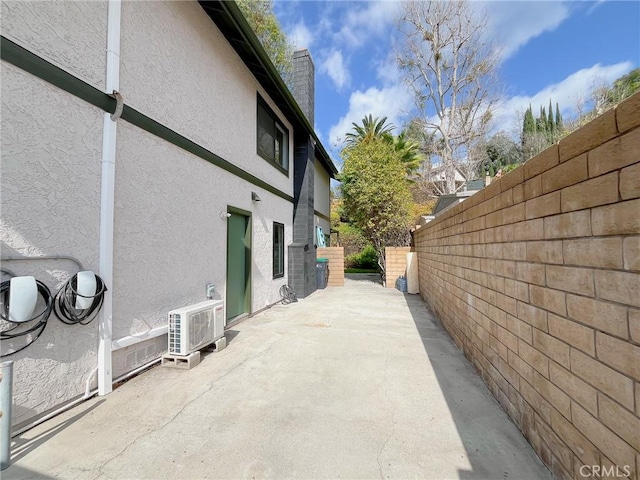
xmin=340 ymin=138 xmax=412 ymax=274
xmin=345 ymin=114 xmax=394 ymax=146
xmin=479 ymin=132 xmax=523 ymax=177
xmin=555 ymin=102 xmax=563 ymax=134
xmin=607 ymin=68 xmax=640 ymax=104
xmin=346 ymin=115 xmax=422 ymax=175
xmin=237 ymin=0 xmax=294 ymax=86
xmin=522 ymin=106 xmax=535 ymax=137
xmin=548 ymin=100 xmax=555 ymax=140
xmin=390 ymin=132 xmax=423 ymax=175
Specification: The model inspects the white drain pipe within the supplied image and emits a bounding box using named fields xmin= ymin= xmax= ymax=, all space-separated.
xmin=98 ymin=0 xmax=122 ymax=396
xmin=0 ymin=362 xmax=14 ymax=470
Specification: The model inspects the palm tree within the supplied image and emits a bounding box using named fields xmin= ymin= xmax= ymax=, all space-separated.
xmin=390 ymin=132 xmax=422 ymax=175
xmin=345 ymin=114 xmax=394 ymax=146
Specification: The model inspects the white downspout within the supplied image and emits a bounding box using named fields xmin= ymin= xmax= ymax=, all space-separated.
xmin=98 ymin=0 xmax=122 ymax=396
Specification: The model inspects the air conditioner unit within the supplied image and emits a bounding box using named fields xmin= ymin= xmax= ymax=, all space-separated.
xmin=168 ymin=300 xmax=224 ymax=355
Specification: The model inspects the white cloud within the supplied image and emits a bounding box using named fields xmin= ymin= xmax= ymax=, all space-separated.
xmin=335 ymin=1 xmax=400 ymax=50
xmin=493 ymin=61 xmax=634 ymax=134
xmin=319 ymin=49 xmax=351 ymax=90
xmin=482 ymin=1 xmax=571 ymax=61
xmin=328 ymin=84 xmax=414 ymax=147
xmin=289 ymin=19 xmax=314 ymax=50
xmin=587 ymin=0 xmax=607 ymax=15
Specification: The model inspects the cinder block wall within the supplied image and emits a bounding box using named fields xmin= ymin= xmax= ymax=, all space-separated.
xmin=385 ymin=247 xmax=411 ymax=288
xmin=317 ymin=247 xmax=344 ymax=286
xmin=413 ymin=93 xmax=640 ymax=480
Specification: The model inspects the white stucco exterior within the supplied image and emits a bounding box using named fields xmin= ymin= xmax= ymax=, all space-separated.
xmin=314 ymin=158 xmax=331 ymax=238
xmin=1 ymin=62 xmax=103 ymax=424
xmin=1 ymin=0 xmax=330 ymax=428
xmin=119 ymin=1 xmax=294 ymax=196
xmin=1 ymin=0 xmax=107 ymax=90
xmin=112 ymin=122 xmax=293 ymax=341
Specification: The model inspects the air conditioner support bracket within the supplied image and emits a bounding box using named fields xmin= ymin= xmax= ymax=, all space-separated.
xmin=161 ymin=351 xmax=200 ymax=370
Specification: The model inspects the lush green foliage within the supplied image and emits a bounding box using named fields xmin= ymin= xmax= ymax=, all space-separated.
xmin=237 ymin=0 xmax=294 ymax=86
xmin=340 ymin=137 xmax=412 ymax=273
xmin=478 ymin=132 xmax=523 ymax=177
xmin=521 ymin=102 xmax=563 ymax=160
xmin=345 ymin=245 xmax=379 ymax=270
xmin=345 ymin=114 xmax=395 ymax=146
xmin=607 ymin=68 xmax=640 ymax=105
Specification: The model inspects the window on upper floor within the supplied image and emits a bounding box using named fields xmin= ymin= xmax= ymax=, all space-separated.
xmin=257 ymin=96 xmax=289 ymax=174
xmin=273 ymin=222 xmax=285 ymax=278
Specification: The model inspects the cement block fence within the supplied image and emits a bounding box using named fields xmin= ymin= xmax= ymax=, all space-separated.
xmin=385 ymin=247 xmax=411 ymax=288
xmin=316 ymin=247 xmax=344 ymax=286
xmin=413 ymin=92 xmax=640 ymax=480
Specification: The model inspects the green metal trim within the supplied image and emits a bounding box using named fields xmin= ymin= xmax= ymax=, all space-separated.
xmin=272 ymin=221 xmax=285 ymax=279
xmin=1 ymin=36 xmax=116 ymax=114
xmin=121 ymin=106 xmax=293 ymax=202
xmin=1 ymin=35 xmax=294 ymax=204
xmin=226 ymin=206 xmax=252 ymax=318
xmin=314 ymin=210 xmax=331 ymax=222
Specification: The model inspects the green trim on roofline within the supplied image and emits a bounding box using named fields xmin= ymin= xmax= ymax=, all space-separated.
xmin=199 ymin=1 xmax=338 ymax=178
xmin=1 ymin=36 xmax=294 ymax=203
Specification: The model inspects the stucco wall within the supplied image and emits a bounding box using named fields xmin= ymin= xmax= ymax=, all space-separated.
xmin=314 ymin=158 xmax=331 ymax=218
xmin=1 ymin=0 xmax=324 ymax=429
xmin=1 ymin=62 xmax=103 ymax=425
xmin=1 ymin=0 xmax=107 ymax=90
xmin=413 ymin=93 xmax=640 ymax=480
xmin=113 ymin=122 xmax=293 ymax=340
xmin=119 ymin=0 xmax=294 ymax=197
xmin=314 ymin=158 xmax=331 ymax=239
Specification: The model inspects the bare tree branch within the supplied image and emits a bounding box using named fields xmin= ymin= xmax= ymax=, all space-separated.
xmin=398 ymin=0 xmax=500 ymax=194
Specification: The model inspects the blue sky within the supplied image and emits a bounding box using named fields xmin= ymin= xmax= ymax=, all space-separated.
xmin=274 ymin=0 xmax=639 ymax=163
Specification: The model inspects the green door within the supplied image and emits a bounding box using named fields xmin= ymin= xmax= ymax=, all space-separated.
xmin=226 ymin=210 xmax=251 ymax=322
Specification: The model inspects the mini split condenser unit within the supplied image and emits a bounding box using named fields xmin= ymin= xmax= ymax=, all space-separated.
xmin=168 ymin=300 xmax=224 ymax=355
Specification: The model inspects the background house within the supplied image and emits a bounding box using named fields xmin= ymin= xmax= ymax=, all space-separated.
xmin=1 ymin=0 xmax=336 ymax=429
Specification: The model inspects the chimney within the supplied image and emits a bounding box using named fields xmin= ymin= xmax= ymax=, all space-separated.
xmin=292 ymin=49 xmax=315 ymax=126
xmin=485 ymin=172 xmax=491 ymax=186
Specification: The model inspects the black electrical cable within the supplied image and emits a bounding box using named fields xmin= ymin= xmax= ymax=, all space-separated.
xmin=54 ymin=273 xmax=107 ymax=325
xmin=0 ymin=279 xmax=54 ymax=357
xmin=279 ymin=284 xmax=297 ymax=304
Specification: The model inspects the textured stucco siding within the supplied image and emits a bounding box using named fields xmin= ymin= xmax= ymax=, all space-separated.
xmin=112 ymin=122 xmax=293 ymax=340
xmin=314 ymin=158 xmax=331 ymax=236
xmin=1 ymin=62 xmax=103 ymax=425
xmin=1 ymin=0 xmax=107 ymax=90
xmin=314 ymin=158 xmax=331 ymax=217
xmin=119 ymin=0 xmax=294 ymax=197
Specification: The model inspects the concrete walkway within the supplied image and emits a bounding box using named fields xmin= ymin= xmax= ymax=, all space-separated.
xmin=6 ymin=277 xmax=551 ymax=480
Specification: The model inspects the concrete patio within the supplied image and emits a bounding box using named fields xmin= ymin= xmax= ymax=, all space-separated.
xmin=6 ymin=277 xmax=550 ymax=480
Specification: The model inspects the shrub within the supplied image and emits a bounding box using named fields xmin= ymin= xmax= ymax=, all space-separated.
xmin=345 ymin=245 xmax=379 ymax=270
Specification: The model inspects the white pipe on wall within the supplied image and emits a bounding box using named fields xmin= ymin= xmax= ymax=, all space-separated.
xmin=98 ymin=0 xmax=122 ymax=396
xmin=111 ymin=326 xmax=168 ymax=350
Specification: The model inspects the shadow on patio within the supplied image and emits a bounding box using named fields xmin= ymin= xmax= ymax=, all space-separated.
xmin=400 ymin=291 xmax=549 ymax=479
xmin=4 ymin=278 xmax=550 ymax=479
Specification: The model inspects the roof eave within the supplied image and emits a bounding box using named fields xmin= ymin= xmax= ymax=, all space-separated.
xmin=198 ymin=0 xmax=338 ymax=178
